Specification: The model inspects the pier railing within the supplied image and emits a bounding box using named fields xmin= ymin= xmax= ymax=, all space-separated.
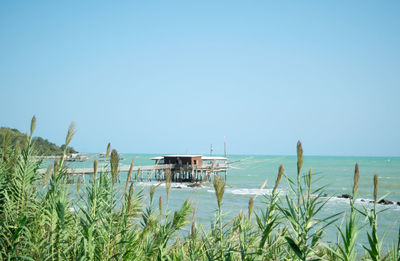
xmin=37 ymin=164 xmax=176 ymax=175
xmin=37 ymin=162 xmax=229 ymax=183
xmin=38 ymin=163 xmax=228 ymax=175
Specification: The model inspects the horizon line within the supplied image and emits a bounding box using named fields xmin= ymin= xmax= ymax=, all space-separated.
xmin=78 ymin=151 xmax=400 ymax=158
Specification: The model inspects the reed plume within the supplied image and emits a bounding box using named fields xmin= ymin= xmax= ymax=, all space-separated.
xmin=65 ymin=121 xmax=76 ymax=147
xmin=352 ymin=163 xmax=359 ymax=198
xmin=297 ymin=140 xmax=303 ymax=177
xmin=213 ymin=175 xmax=225 ymax=259
xmin=373 ymin=174 xmax=378 ymax=203
xmin=248 ymin=197 xmax=254 ymax=219
xmin=191 ymin=202 xmax=198 ymax=237
xmin=124 ymin=159 xmax=134 ymax=195
xmin=273 ymin=164 xmax=284 ymax=194
xmin=213 ymin=175 xmax=225 ymax=210
xmin=254 ymin=178 xmax=268 ymax=201
xmin=110 ymin=149 xmax=119 ymax=185
xmin=93 ymin=159 xmax=98 ymax=184
xmin=54 ymin=159 xmax=59 ymax=177
xmin=77 ymin=176 xmax=81 ymax=192
xmin=127 ymin=182 xmax=134 ymax=213
xmin=159 ymin=196 xmax=163 ymax=218
xmin=29 ymin=115 xmax=36 ymax=139
xmin=165 ymin=169 xmax=172 ymax=205
xmin=106 ymin=142 xmax=111 ymax=158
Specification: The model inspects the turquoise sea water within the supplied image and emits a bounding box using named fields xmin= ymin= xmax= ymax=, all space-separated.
xmin=52 ymin=154 xmax=400 ymax=250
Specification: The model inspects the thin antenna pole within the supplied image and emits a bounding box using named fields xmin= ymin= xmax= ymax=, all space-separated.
xmin=210 ymin=144 xmax=213 ymax=156
xmin=224 ymin=136 xmax=227 ymax=181
xmin=224 ymin=136 xmax=226 ymax=157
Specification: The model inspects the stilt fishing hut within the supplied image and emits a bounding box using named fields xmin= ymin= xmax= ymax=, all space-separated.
xmin=39 ymin=155 xmax=228 ymax=184
xmin=151 ymin=155 xmax=228 ymax=182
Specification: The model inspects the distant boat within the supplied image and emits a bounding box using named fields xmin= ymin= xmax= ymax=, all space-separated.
xmin=66 ymin=154 xmax=89 ymax=162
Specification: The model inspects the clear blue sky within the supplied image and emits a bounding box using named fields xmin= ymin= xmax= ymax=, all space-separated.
xmin=1 ymin=1 xmax=399 ymax=156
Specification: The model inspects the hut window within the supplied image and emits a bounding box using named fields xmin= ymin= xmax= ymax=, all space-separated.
xmin=193 ymin=160 xmax=197 ymax=164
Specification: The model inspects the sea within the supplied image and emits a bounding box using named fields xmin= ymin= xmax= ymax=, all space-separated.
xmin=46 ymin=154 xmax=400 ymax=251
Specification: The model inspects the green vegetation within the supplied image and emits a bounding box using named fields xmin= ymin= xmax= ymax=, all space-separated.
xmin=0 ymin=125 xmax=77 ymax=156
xmin=0 ymin=117 xmax=399 ymax=260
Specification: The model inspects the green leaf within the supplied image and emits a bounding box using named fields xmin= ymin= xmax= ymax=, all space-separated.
xmin=285 ymin=236 xmax=303 ymax=260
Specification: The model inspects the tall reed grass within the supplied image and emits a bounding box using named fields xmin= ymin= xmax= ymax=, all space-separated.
xmin=0 ymin=117 xmax=398 ymax=260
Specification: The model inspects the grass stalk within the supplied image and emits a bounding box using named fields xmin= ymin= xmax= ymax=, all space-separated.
xmin=213 ymin=174 xmax=225 ymax=260
xmin=363 ymin=174 xmax=382 ymax=261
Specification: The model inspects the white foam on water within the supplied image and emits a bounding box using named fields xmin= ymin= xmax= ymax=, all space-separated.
xmin=325 ymin=196 xmax=352 ymax=205
xmin=135 ymin=181 xmax=163 ymax=187
xmin=135 ymin=181 xmax=206 ymax=189
xmin=207 ymin=188 xmax=285 ymax=196
xmin=325 ymin=196 xmax=400 ymax=210
xmin=380 ymin=176 xmax=400 ymax=180
xmin=228 ymin=188 xmax=273 ymax=195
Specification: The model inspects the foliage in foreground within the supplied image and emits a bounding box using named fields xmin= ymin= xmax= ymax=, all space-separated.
xmin=0 ymin=117 xmax=399 ymax=260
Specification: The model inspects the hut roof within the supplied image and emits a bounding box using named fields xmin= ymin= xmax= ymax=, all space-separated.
xmin=202 ymin=156 xmax=228 ymax=161
xmin=164 ymin=155 xmax=202 ymax=158
xmin=151 ymin=155 xmax=227 ymax=161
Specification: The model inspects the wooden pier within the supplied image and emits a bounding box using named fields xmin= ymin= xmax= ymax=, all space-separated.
xmin=39 ymin=155 xmax=228 ymax=183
